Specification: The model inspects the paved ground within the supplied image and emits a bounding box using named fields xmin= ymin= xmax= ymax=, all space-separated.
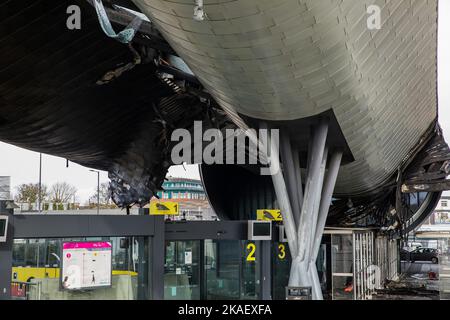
xmin=401 ymin=261 xmax=439 ymax=276
xmin=373 ymin=262 xmax=441 ymax=300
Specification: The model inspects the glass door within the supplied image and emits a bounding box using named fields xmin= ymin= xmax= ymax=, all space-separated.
xmin=203 ymin=240 xmax=261 ymax=300
xmin=241 ymin=241 xmax=260 ymax=299
xmin=271 ymin=242 xmax=291 ymax=300
xmin=164 ymin=240 xmax=201 ymax=300
xmin=331 ymin=233 xmax=354 ymax=300
xmin=204 ymin=240 xmax=240 ymax=300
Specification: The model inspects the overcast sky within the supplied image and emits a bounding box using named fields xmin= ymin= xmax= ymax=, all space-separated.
xmin=0 ymin=1 xmax=449 ymax=203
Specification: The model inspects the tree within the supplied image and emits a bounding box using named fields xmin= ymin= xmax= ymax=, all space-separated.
xmin=89 ymin=182 xmax=112 ymax=206
xmin=49 ymin=182 xmax=77 ymax=203
xmin=15 ymin=183 xmax=48 ymax=204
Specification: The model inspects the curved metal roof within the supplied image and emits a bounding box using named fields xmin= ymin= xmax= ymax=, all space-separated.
xmin=133 ymin=0 xmax=439 ymax=195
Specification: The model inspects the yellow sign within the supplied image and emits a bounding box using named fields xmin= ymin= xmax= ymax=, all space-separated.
xmin=150 ymin=201 xmax=179 ymax=216
xmin=278 ymin=244 xmax=286 ymax=260
xmin=246 ymin=243 xmax=256 ymax=262
xmin=257 ymin=209 xmax=282 ymax=222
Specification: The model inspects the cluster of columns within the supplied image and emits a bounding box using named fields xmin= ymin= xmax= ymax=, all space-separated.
xmin=266 ymin=120 xmax=343 ymax=300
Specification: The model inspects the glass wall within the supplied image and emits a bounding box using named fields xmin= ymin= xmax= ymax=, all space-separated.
xmin=164 ymin=240 xmax=201 ymax=300
xmin=271 ymin=241 xmax=329 ymax=300
xmin=205 ymin=240 xmax=240 ymax=299
xmin=331 ymin=234 xmax=354 ymax=300
xmin=11 ymin=237 xmax=149 ymax=300
xmin=271 ymin=242 xmax=290 ymax=300
xmin=439 ymin=239 xmax=450 ymax=300
xmin=204 ymin=240 xmax=260 ymax=300
xmin=330 ymin=231 xmax=376 ymax=300
xmin=241 ymin=241 xmax=260 ymax=299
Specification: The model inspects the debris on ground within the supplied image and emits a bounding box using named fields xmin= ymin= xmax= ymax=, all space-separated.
xmin=372 ymin=274 xmax=440 ymax=300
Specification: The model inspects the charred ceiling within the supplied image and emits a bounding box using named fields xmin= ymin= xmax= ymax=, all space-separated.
xmin=326 ymin=123 xmax=449 ymax=236
xmin=0 ymin=0 xmax=233 ymax=208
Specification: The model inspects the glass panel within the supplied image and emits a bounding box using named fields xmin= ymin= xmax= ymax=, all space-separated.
xmin=331 ymin=234 xmax=354 ymax=300
xmin=271 ymin=242 xmax=291 ymax=300
xmin=439 ymin=239 xmax=450 ymax=300
xmin=164 ymin=240 xmax=200 ymax=300
xmin=205 ymin=240 xmax=240 ymax=300
xmin=332 ymin=235 xmax=353 ymax=274
xmin=241 ymin=241 xmax=260 ymax=300
xmin=408 ymin=193 xmax=419 ymax=212
xmin=418 ymin=192 xmax=428 ymax=207
xmin=11 ymin=237 xmax=149 ymax=300
xmin=332 ymin=276 xmax=354 ymax=300
xmin=204 ymin=240 xmax=260 ymax=300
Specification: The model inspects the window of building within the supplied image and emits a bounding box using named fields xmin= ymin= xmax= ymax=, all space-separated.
xmin=442 ymin=201 xmax=448 ymax=207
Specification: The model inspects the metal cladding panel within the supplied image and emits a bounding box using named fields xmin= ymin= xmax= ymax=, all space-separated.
xmin=133 ymin=0 xmax=439 ymax=195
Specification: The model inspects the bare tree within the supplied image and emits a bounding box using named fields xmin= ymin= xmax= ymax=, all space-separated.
xmin=89 ymin=182 xmax=112 ymax=206
xmin=15 ymin=183 xmax=48 ymax=204
xmin=49 ymin=182 xmax=77 ymax=203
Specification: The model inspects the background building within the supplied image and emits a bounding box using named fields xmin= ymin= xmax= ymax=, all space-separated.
xmin=406 ymin=196 xmax=450 ymax=251
xmin=431 ymin=196 xmax=450 ymax=224
xmin=153 ymin=177 xmax=216 ymax=221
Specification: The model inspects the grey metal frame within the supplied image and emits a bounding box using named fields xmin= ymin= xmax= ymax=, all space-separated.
xmin=0 ymin=205 xmax=13 ymax=299
xmin=11 ymin=215 xmax=158 ymax=238
xmin=165 ymin=221 xmax=249 ymax=241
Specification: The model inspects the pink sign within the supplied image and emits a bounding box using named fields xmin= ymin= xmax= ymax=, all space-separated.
xmin=63 ymin=241 xmax=112 ymax=250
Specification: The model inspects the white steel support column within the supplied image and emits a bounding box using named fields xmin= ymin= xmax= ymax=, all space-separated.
xmin=308 ymin=146 xmax=328 ymax=300
xmin=265 ymin=119 xmax=343 ymax=300
xmin=292 ymin=145 xmax=304 ymax=215
xmin=297 ymin=121 xmax=328 ymax=262
xmin=310 ymin=151 xmax=343 ymax=299
xmin=262 ymin=122 xmax=298 ymax=258
xmin=308 ymin=146 xmax=328 ymax=262
xmin=291 ymin=121 xmax=328 ymax=291
xmin=312 ymin=152 xmax=343 ymax=260
xmin=280 ymin=131 xmax=303 ymax=228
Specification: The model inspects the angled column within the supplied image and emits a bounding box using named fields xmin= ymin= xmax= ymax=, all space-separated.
xmin=309 ymin=151 xmax=343 ymax=300
xmin=266 ymin=119 xmax=342 ymax=300
xmin=293 ymin=121 xmax=328 ymax=291
xmin=280 ymin=131 xmax=303 ymax=227
xmin=262 ymin=122 xmax=298 ymax=258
